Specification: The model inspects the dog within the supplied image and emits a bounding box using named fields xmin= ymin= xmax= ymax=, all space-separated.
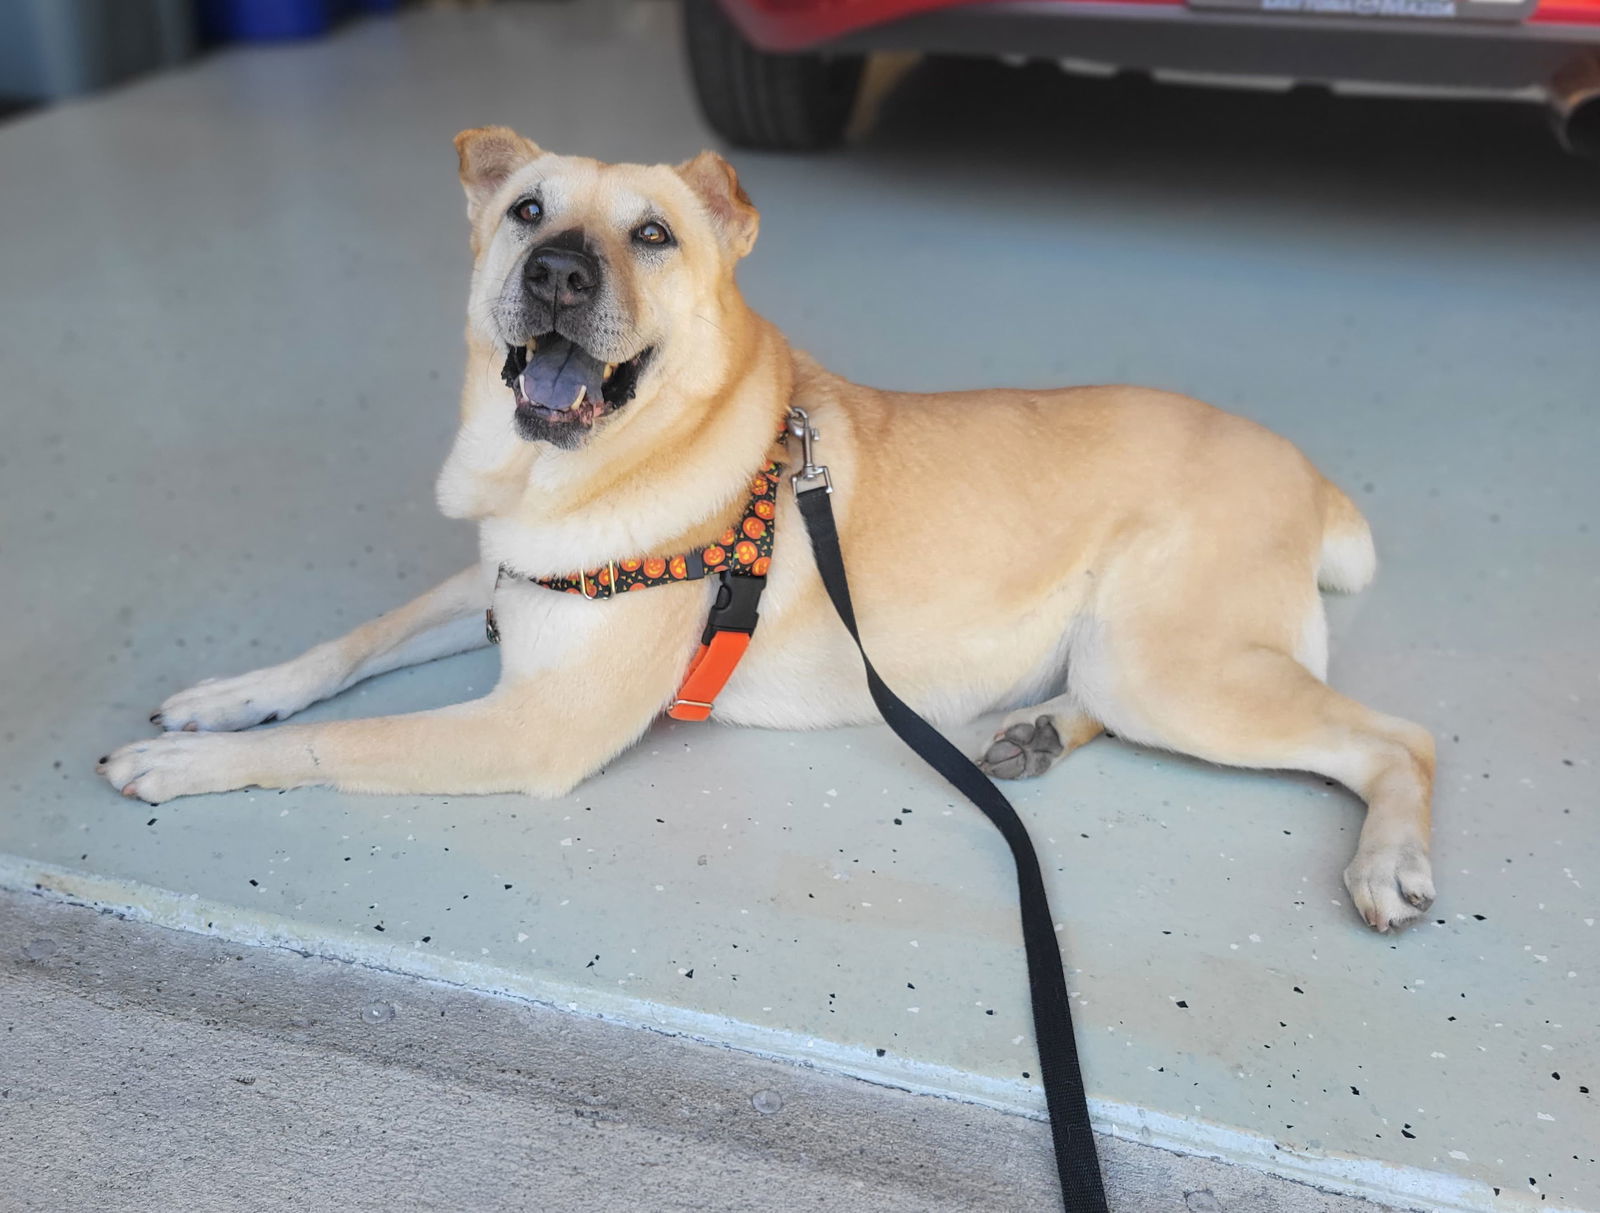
xmin=97 ymin=127 xmax=1436 ymax=933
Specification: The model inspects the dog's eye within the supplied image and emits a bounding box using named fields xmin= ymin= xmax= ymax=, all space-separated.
xmin=512 ymin=199 xmax=543 ymax=225
xmin=633 ymin=221 xmax=672 ymax=247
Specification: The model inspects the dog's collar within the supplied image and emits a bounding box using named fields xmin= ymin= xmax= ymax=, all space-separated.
xmin=487 ymin=437 xmax=785 ymax=721
xmin=495 ymin=448 xmax=781 ymax=597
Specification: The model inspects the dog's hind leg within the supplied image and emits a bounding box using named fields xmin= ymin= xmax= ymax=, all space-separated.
xmin=153 ymin=564 xmax=493 ymax=733
xmin=977 ymin=696 xmax=1103 ymax=780
xmin=1080 ymin=624 xmax=1436 ymax=933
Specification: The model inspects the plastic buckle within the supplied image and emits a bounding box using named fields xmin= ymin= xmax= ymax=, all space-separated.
xmin=701 ymin=571 xmax=766 ymax=644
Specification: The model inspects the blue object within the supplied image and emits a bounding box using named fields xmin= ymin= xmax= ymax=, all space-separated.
xmin=200 ymin=0 xmax=402 ymax=42
xmin=201 ymin=0 xmax=331 ymax=40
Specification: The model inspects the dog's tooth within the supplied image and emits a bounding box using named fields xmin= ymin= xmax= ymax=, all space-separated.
xmin=602 ymin=363 xmax=616 ymax=382
xmin=526 ymin=338 xmax=538 ymax=355
xmin=569 ymin=384 xmax=587 ymax=411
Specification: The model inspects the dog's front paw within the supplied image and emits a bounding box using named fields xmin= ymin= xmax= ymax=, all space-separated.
xmin=1343 ymin=842 xmax=1435 ymax=933
xmin=152 ymin=659 xmax=333 ymax=733
xmin=96 ymin=733 xmax=257 ymax=804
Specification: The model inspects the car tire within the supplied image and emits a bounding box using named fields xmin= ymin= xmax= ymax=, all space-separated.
xmin=682 ymin=0 xmax=864 ymax=151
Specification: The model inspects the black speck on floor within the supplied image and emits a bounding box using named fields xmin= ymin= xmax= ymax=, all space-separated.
xmin=373 ymin=924 xmax=384 ymax=932
xmin=875 ymin=1048 xmax=886 ymax=1057
xmin=248 ymin=879 xmax=258 ymax=887
xmin=1175 ymin=1000 xmax=1189 ymax=1009
xmin=146 ymin=818 xmax=157 ymax=827
xmin=684 ymin=969 xmax=693 ymax=979
xmin=1293 ymin=986 xmax=1304 ymax=994
xmin=1350 ymin=1086 xmax=1360 ymax=1095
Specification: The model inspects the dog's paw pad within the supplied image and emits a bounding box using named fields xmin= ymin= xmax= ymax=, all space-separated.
xmin=979 ymin=737 xmax=1027 ymax=780
xmin=978 ymin=716 xmax=1064 ymax=780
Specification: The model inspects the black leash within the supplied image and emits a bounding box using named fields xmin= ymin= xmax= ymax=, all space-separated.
xmin=788 ymin=407 xmax=1109 ymax=1213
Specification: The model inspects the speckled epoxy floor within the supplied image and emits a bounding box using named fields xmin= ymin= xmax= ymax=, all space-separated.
xmin=1 ymin=6 xmax=1596 ymax=1210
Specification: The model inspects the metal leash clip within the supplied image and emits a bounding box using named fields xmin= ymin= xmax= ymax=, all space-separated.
xmin=787 ymin=405 xmax=831 ymax=497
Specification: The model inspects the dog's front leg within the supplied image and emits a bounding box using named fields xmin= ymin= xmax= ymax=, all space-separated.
xmin=153 ymin=564 xmax=493 ymax=733
xmin=101 ymin=676 xmax=655 ymax=803
xmin=101 ymin=585 xmax=704 ymax=803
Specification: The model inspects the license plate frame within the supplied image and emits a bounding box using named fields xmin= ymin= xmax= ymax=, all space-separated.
xmin=1185 ymin=0 xmax=1537 ymax=22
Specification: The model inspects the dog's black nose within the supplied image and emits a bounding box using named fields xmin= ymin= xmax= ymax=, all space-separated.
xmin=525 ymin=246 xmax=598 ymax=308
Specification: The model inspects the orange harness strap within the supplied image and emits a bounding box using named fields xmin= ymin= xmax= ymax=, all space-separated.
xmin=666 ymin=569 xmax=767 ymax=722
xmin=667 ymin=631 xmax=753 ymax=722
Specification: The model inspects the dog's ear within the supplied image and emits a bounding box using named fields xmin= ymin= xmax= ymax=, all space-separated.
xmin=454 ymin=126 xmax=543 ymax=222
xmin=675 ymin=150 xmax=759 ymax=260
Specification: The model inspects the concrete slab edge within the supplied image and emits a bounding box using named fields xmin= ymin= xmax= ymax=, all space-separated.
xmin=0 ymin=853 xmax=1526 ymax=1213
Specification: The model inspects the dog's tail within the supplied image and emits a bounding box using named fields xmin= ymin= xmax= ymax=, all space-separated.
xmin=1317 ymin=479 xmax=1377 ymax=593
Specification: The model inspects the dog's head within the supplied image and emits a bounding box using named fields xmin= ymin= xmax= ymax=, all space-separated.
xmin=454 ymin=127 xmax=759 ymax=449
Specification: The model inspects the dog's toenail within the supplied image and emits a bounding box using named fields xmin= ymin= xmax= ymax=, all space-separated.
xmin=182 ymin=722 xmax=198 ymax=732
xmin=150 ymin=713 xmax=163 ymax=725
xmin=97 ymin=755 xmax=109 ymax=765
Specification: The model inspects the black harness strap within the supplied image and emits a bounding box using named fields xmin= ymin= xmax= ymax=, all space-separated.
xmin=792 ymin=424 xmax=1108 ymax=1212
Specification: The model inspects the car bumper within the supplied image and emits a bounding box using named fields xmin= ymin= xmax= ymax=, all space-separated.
xmin=724 ymin=0 xmax=1600 ymax=92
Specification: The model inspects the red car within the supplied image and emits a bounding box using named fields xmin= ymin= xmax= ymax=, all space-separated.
xmin=683 ymin=0 xmax=1600 ymax=154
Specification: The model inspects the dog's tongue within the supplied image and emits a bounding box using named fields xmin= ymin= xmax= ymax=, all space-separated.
xmin=521 ymin=335 xmax=604 ymax=413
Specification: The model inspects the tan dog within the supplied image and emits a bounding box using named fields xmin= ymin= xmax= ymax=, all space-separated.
xmin=98 ymin=128 xmax=1436 ymax=933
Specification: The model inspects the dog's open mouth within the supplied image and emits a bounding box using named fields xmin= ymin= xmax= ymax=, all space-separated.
xmin=501 ymin=336 xmax=651 ymax=437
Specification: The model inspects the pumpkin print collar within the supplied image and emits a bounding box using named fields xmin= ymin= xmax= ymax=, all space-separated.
xmin=497 ymin=446 xmax=783 ymax=599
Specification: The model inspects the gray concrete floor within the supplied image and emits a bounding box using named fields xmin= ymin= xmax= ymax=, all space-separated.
xmin=2 ymin=887 xmax=1389 ymax=1213
xmin=0 ymin=4 xmax=1596 ymax=1211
